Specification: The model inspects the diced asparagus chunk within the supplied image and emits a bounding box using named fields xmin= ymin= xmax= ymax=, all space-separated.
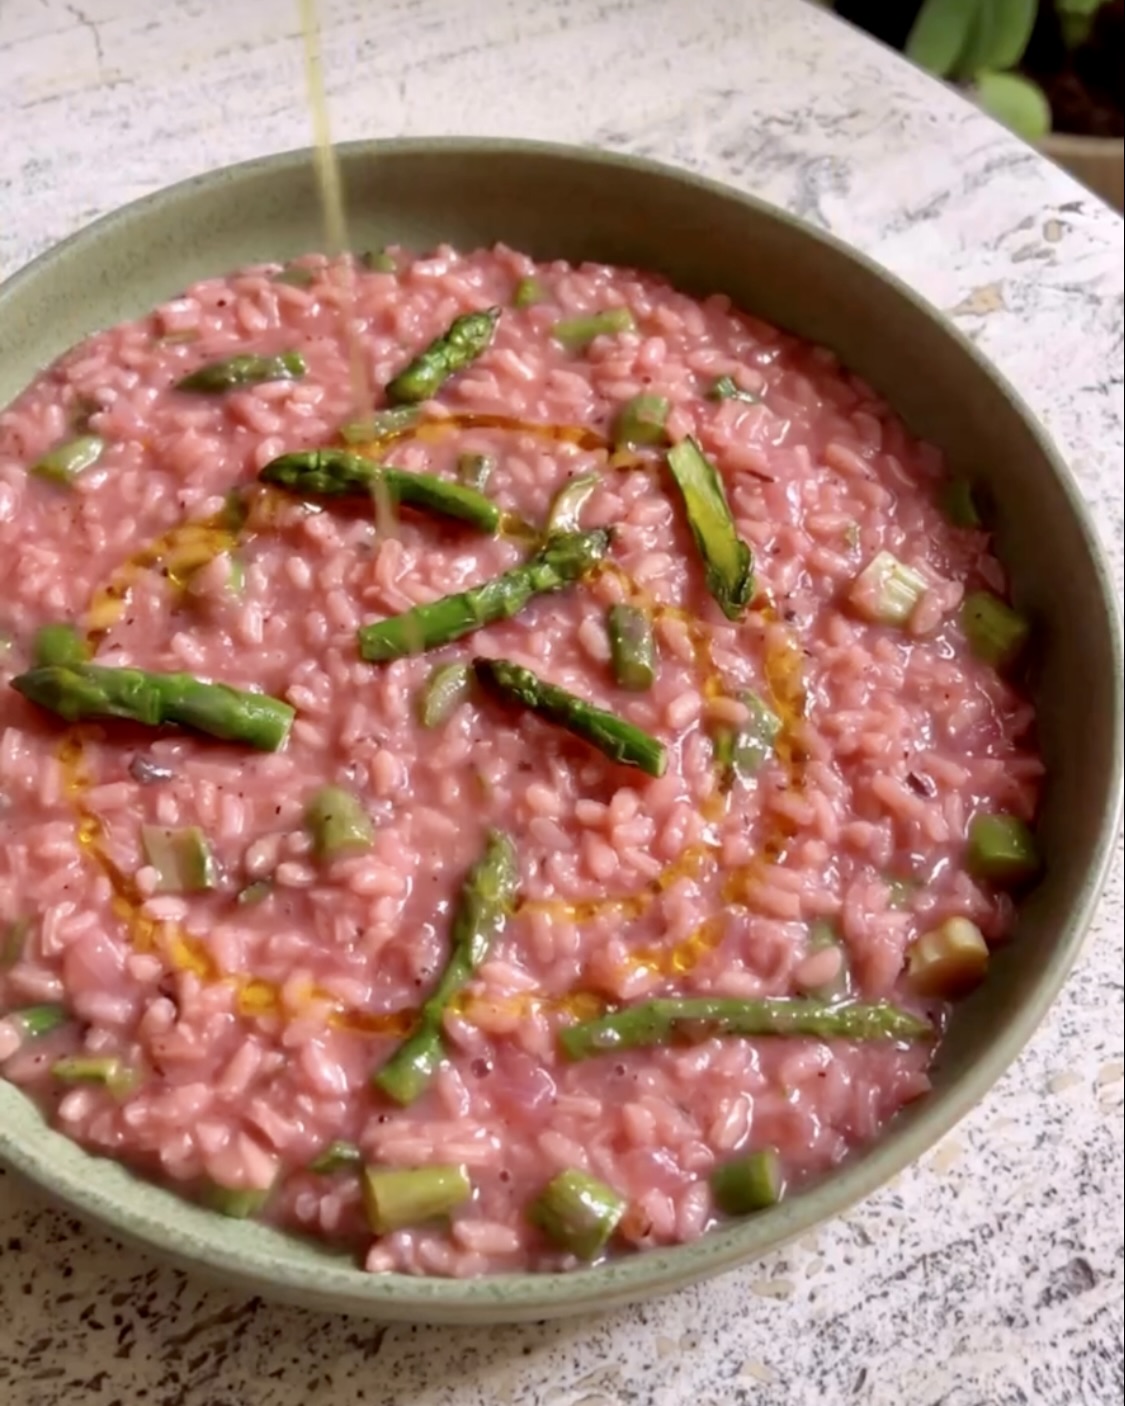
xmin=306 ymin=786 xmax=374 ymax=860
xmin=362 ymin=1164 xmax=472 ymax=1233
xmin=612 ymin=394 xmax=669 ymax=448
xmin=907 ymin=917 xmax=989 ymax=999
xmin=141 ymin=825 xmax=216 ymax=893
xmin=606 ymin=604 xmax=658 ymax=692
xmin=967 ymin=813 xmax=1040 ymax=887
xmin=527 ymin=1169 xmax=625 ymax=1259
xmin=711 ymin=1148 xmax=784 ymax=1216
xmin=961 ymin=591 xmax=1029 ymax=671
xmin=850 ymin=551 xmax=927 ymax=626
xmin=30 ymin=435 xmax=105 ymax=486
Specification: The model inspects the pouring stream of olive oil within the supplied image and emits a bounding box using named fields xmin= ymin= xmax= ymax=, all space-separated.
xmin=298 ymin=0 xmax=369 ymax=419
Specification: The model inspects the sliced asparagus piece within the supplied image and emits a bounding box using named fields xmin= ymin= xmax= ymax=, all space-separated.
xmin=373 ymin=831 xmax=518 ymax=1105
xmin=552 ymin=308 xmax=634 ymax=351
xmin=799 ymin=919 xmax=850 ymax=1001
xmin=713 ymin=690 xmax=780 ymax=787
xmin=237 ymin=880 xmax=273 ymax=907
xmin=966 ymin=813 xmax=1040 ymax=886
xmin=474 ymin=657 xmax=667 ymax=777
xmin=851 ymin=551 xmax=928 ymax=627
xmin=340 ymin=405 xmax=422 ymax=443
xmin=612 ymin=394 xmax=669 ymax=448
xmin=961 ymin=590 xmax=1029 ymax=671
xmin=527 ymin=1169 xmax=625 ymax=1260
xmin=273 ymin=265 xmax=315 ymax=288
xmin=706 ymin=375 xmax=760 ymax=404
xmin=417 ymin=662 xmax=472 ymax=727
xmin=1 ymin=917 xmax=30 ymax=969
xmin=362 ymin=1164 xmax=472 ymax=1233
xmin=30 ymin=434 xmax=104 ymax=487
xmin=665 ymin=438 xmax=753 ymax=620
xmin=203 ymin=1181 xmax=273 ymax=1218
xmin=457 ymin=453 xmax=494 ymax=491
xmin=32 ymin=624 xmax=90 ymax=669
xmin=361 ymin=249 xmax=397 ymax=273
xmin=941 ymin=477 xmax=983 ymax=528
xmin=260 ymin=449 xmax=502 ymax=533
xmin=142 ymin=825 xmax=217 ymax=893
xmin=306 ymin=786 xmax=374 ymax=861
xmin=545 ymin=473 xmax=600 ymax=536
xmin=357 ymin=528 xmax=610 ymax=663
xmin=176 ymin=351 xmax=306 ymax=393
xmin=51 ymin=1054 xmax=136 ymax=1094
xmin=560 ymin=996 xmax=932 ymax=1060
xmin=606 ymin=604 xmax=658 ymax=692
xmin=11 ymin=1004 xmax=69 ymax=1038
xmin=309 ymin=1140 xmax=364 ymax=1174
xmin=907 ymin=917 xmax=989 ymax=999
xmin=12 ymin=663 xmax=295 ymax=751
xmin=386 ymin=308 xmax=501 ymax=404
xmin=710 ymin=1148 xmax=783 ymax=1216
xmin=513 ymin=277 xmax=546 ymax=308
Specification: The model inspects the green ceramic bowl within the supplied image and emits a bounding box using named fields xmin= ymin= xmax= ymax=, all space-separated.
xmin=0 ymin=140 xmax=1120 ymax=1323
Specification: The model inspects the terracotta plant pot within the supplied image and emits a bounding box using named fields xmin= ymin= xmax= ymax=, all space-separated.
xmin=1040 ymin=133 xmax=1125 ymax=211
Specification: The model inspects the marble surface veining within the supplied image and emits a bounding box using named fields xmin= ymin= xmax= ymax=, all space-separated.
xmin=0 ymin=1 xmax=1122 ymax=1403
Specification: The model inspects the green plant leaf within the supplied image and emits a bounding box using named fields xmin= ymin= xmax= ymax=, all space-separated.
xmin=958 ymin=0 xmax=1038 ymax=77
xmin=1057 ymin=0 xmax=1110 ymax=15
xmin=975 ymin=70 xmax=1052 ymax=141
xmin=1057 ymin=0 xmax=1110 ymax=48
xmin=906 ymin=0 xmax=986 ymax=78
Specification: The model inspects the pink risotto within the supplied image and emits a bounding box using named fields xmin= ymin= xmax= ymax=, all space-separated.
xmin=0 ymin=245 xmax=1043 ymax=1275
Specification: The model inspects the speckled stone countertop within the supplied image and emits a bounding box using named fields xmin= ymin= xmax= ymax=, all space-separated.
xmin=1 ymin=1 xmax=1122 ymax=1402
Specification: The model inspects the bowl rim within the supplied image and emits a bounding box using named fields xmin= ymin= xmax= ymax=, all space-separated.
xmin=1 ymin=134 xmax=1121 ymax=1319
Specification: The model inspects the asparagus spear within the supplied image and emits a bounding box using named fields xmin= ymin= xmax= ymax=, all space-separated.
xmin=12 ymin=662 xmax=295 ymax=751
xmin=357 ymin=528 xmax=610 ymax=663
xmin=259 ymin=450 xmax=502 ymax=533
xmin=362 ymin=1165 xmax=472 ymax=1233
xmin=176 ymin=351 xmax=306 ymax=393
xmin=373 ymin=831 xmax=518 ymax=1105
xmin=30 ymin=434 xmax=104 ymax=487
xmin=473 ymin=657 xmax=667 ymax=777
xmin=32 ymin=623 xmax=90 ymax=668
xmin=385 ymin=308 xmax=501 ymax=404
xmin=559 ymin=996 xmax=932 ymax=1060
xmin=606 ymin=604 xmax=657 ymax=692
xmin=666 ymin=438 xmax=753 ymax=620
xmin=527 ymin=1169 xmax=625 ymax=1260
